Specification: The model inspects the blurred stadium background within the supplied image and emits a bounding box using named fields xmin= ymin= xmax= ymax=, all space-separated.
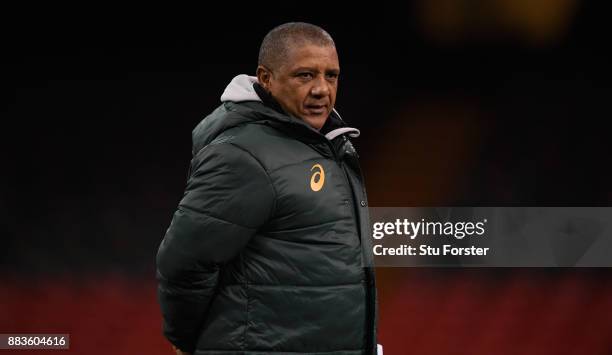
xmin=3 ymin=1 xmax=611 ymax=354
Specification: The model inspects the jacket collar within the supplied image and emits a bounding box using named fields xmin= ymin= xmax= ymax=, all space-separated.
xmin=220 ymin=74 xmax=360 ymax=140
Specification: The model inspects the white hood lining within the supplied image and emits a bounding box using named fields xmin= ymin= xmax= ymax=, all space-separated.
xmin=220 ymin=74 xmax=261 ymax=103
xmin=325 ymin=127 xmax=361 ymax=140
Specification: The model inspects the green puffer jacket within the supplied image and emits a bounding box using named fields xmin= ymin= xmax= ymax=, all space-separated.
xmin=156 ymin=75 xmax=378 ymax=355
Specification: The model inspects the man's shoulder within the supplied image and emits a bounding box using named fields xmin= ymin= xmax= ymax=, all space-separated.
xmin=215 ymin=122 xmax=319 ymax=172
xmin=192 ymin=102 xmax=323 ymax=172
xmin=192 ymin=102 xmax=279 ymax=149
xmin=191 ymin=103 xmax=250 ymax=154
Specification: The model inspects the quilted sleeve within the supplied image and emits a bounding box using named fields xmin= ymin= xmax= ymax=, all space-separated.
xmin=156 ymin=142 xmax=275 ymax=353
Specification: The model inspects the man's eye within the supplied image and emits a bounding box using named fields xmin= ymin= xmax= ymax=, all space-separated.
xmin=326 ymin=73 xmax=339 ymax=80
xmin=298 ymin=72 xmax=313 ymax=79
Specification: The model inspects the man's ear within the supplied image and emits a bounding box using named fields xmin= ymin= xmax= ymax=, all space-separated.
xmin=256 ymin=65 xmax=272 ymax=91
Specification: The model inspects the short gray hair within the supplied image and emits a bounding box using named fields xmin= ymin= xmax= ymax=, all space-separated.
xmin=258 ymin=22 xmax=336 ymax=70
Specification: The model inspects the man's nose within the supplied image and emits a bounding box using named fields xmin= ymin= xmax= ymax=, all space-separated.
xmin=310 ymin=76 xmax=330 ymax=97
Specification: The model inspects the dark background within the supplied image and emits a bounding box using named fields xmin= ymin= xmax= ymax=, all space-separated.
xmin=2 ymin=1 xmax=611 ymax=354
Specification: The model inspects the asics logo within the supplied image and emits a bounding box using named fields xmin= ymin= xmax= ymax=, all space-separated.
xmin=310 ymin=164 xmax=325 ymax=192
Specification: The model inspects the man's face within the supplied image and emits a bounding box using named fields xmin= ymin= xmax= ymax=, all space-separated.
xmin=258 ymin=43 xmax=340 ymax=130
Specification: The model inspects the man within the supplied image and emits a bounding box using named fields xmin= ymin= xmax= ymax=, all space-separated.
xmin=156 ymin=22 xmax=380 ymax=355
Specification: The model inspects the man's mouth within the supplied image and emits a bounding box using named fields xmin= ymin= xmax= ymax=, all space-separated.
xmin=304 ymin=104 xmax=327 ymax=115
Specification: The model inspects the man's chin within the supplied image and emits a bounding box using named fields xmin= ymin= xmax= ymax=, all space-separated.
xmin=299 ymin=114 xmax=328 ymax=131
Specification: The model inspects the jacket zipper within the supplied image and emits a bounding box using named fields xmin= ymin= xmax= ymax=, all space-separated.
xmin=326 ymin=136 xmax=362 ymax=243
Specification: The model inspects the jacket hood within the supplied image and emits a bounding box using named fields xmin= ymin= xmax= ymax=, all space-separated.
xmin=192 ymin=74 xmax=360 ymax=155
xmin=220 ymin=74 xmax=262 ymax=103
